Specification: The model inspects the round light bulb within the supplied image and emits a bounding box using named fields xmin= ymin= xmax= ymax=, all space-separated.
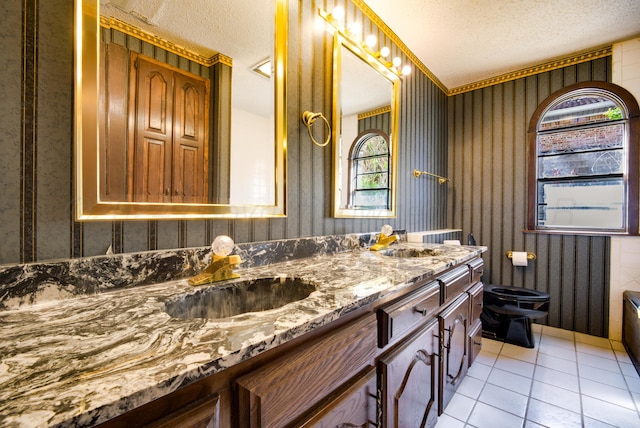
xmin=379 ymin=46 xmax=390 ymax=58
xmin=392 ymin=57 xmax=402 ymax=68
xmin=381 ymin=224 xmax=393 ymax=236
xmin=348 ymin=22 xmax=361 ymax=35
xmin=331 ymin=6 xmax=344 ymax=21
xmin=401 ymin=65 xmax=412 ymax=75
xmin=365 ymin=34 xmax=377 ymax=48
xmin=211 ymin=235 xmax=235 ymax=257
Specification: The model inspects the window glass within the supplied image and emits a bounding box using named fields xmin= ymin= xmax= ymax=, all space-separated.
xmin=350 ymin=132 xmax=390 ymax=209
xmin=533 ymin=88 xmax=631 ymax=232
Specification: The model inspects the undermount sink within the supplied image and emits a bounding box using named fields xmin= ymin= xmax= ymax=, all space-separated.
xmin=164 ymin=276 xmax=317 ymax=319
xmin=380 ymin=247 xmax=444 ymax=258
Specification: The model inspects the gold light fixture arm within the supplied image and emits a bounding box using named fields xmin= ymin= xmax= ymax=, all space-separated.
xmin=413 ymin=169 xmax=450 ymax=185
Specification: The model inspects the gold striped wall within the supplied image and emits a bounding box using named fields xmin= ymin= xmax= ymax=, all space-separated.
xmin=448 ymin=57 xmax=612 ymax=336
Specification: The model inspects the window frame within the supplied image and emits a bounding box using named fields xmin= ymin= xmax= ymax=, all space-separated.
xmin=348 ymin=129 xmax=392 ymax=210
xmin=527 ymin=81 xmax=639 ymax=235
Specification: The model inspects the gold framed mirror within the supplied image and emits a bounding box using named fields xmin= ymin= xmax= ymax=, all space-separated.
xmin=74 ymin=0 xmax=287 ymax=220
xmin=331 ymin=32 xmax=400 ymax=218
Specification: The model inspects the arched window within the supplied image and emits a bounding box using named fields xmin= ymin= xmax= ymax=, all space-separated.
xmin=349 ymin=130 xmax=391 ymax=209
xmin=527 ymin=82 xmax=639 ymax=234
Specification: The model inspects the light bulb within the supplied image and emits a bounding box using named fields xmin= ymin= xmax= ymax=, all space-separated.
xmin=401 ymin=64 xmax=412 ymax=75
xmin=331 ymin=6 xmax=344 ymax=21
xmin=348 ymin=22 xmax=361 ymax=35
xmin=365 ymin=34 xmax=377 ymax=48
xmin=379 ymin=46 xmax=390 ymax=58
xmin=392 ymin=57 xmax=402 ymax=68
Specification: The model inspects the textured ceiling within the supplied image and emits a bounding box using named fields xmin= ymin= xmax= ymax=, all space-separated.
xmin=362 ymin=0 xmax=640 ymax=90
xmin=101 ymin=1 xmax=640 ymax=94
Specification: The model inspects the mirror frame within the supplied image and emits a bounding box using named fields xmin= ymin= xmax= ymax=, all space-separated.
xmin=331 ymin=32 xmax=400 ymax=218
xmin=74 ymin=0 xmax=287 ymax=220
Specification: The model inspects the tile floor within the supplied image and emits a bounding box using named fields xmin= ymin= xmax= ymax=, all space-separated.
xmin=435 ymin=324 xmax=640 ymax=428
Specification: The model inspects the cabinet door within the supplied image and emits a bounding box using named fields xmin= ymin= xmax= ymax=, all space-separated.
xmin=294 ymin=367 xmax=376 ymax=428
xmin=132 ymin=55 xmax=174 ymax=203
xmin=378 ymin=318 xmax=439 ymax=428
xmin=144 ymin=392 xmax=220 ymax=428
xmin=468 ymin=319 xmax=482 ymax=367
xmin=172 ymin=72 xmax=208 ymax=203
xmin=439 ymin=294 xmax=468 ymax=414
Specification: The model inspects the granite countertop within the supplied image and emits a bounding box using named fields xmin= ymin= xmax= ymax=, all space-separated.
xmin=0 ymin=242 xmax=485 ymax=427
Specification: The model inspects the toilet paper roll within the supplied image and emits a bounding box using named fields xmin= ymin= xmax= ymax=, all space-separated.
xmin=511 ymin=251 xmax=529 ymax=267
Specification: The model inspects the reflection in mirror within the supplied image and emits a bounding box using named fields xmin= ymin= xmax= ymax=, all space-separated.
xmin=74 ymin=0 xmax=287 ymax=219
xmin=332 ymin=33 xmax=400 ymax=218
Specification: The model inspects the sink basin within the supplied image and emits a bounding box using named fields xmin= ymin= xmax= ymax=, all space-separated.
xmin=380 ymin=247 xmax=444 ymax=258
xmin=164 ymin=277 xmax=317 ymax=319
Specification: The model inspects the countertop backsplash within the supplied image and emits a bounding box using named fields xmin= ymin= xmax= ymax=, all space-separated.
xmin=0 ymin=232 xmax=402 ymax=310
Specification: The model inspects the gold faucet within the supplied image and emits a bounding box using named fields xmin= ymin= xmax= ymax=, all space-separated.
xmin=188 ymin=254 xmax=242 ymax=286
xmin=188 ymin=235 xmax=241 ymax=286
xmin=370 ymin=225 xmax=398 ymax=251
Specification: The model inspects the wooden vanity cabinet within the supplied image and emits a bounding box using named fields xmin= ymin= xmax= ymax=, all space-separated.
xmin=235 ymin=313 xmax=377 ymax=428
xmin=378 ymin=318 xmax=440 ymax=428
xmin=438 ymin=293 xmax=469 ymax=414
xmin=97 ymin=257 xmax=484 ymax=428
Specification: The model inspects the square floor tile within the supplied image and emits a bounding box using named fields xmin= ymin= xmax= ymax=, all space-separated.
xmin=474 ymin=349 xmax=499 ymax=367
xmin=541 ymin=325 xmax=575 ymax=340
xmin=486 ymin=367 xmax=532 ymax=395
xmin=580 ymin=378 xmax=637 ymax=410
xmin=537 ymin=341 xmax=576 ymax=361
xmin=500 ymin=343 xmax=538 ymax=364
xmin=625 ymin=374 xmax=640 ymax=394
xmin=576 ymin=342 xmax=617 ymax=360
xmin=620 ymin=361 xmax=640 ymax=378
xmin=526 ymin=398 xmax=582 ymax=428
xmin=434 ymin=413 xmax=465 ymax=428
xmin=456 ymin=375 xmax=485 ymax=400
xmin=538 ymin=334 xmax=576 ymax=351
xmin=533 ymin=365 xmax=580 ymax=392
xmin=537 ymin=352 xmax=578 ymax=375
xmin=467 ymin=361 xmax=492 ymax=382
xmin=578 ymin=351 xmax=621 ymax=372
xmin=467 ymin=401 xmax=524 ymax=428
xmin=578 ymin=363 xmax=627 ymax=389
xmin=481 ymin=338 xmax=503 ymax=354
xmin=443 ymin=392 xmax=475 ymax=422
xmin=478 ymin=383 xmax=528 ymax=418
xmin=582 ymin=395 xmax=640 ymax=427
xmin=575 ymin=332 xmax=614 ymax=349
xmin=494 ymin=356 xmax=536 ymax=378
xmin=530 ymin=380 xmax=581 ymax=413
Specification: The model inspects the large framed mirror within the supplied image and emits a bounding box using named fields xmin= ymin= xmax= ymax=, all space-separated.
xmin=331 ymin=32 xmax=400 ymax=218
xmin=74 ymin=0 xmax=287 ymax=220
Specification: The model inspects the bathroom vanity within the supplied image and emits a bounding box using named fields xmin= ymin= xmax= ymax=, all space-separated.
xmin=0 ymin=234 xmax=485 ymax=427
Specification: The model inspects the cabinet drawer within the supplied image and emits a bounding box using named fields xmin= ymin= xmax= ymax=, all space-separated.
xmin=438 ymin=266 xmax=470 ymax=305
xmin=236 ymin=313 xmax=377 ymax=428
xmin=467 ymin=281 xmax=483 ymax=323
xmin=378 ymin=281 xmax=440 ymax=348
xmin=293 ymin=366 xmax=376 ymax=428
xmin=467 ymin=258 xmax=484 ymax=285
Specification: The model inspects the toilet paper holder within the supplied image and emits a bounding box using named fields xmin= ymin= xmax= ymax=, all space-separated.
xmin=506 ymin=251 xmax=536 ymax=260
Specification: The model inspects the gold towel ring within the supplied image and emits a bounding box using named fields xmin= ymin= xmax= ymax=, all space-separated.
xmin=302 ymin=111 xmax=331 ymax=147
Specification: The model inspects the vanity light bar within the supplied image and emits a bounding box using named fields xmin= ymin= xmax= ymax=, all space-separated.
xmin=319 ymin=7 xmax=411 ymax=77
